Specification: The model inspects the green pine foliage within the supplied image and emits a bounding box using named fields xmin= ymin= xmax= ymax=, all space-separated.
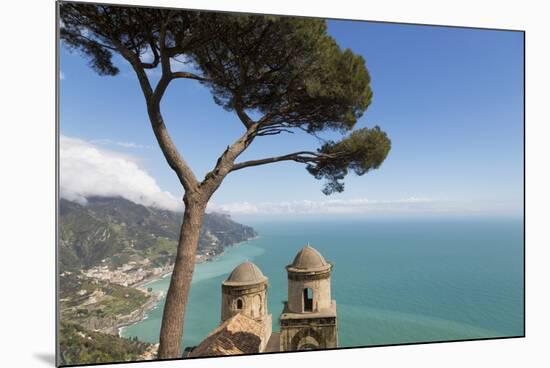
xmin=60 ymin=4 xmax=391 ymax=195
xmin=307 ymin=127 xmax=391 ymax=194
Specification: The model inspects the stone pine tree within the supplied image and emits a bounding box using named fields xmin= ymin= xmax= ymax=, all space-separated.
xmin=60 ymin=3 xmax=391 ymax=359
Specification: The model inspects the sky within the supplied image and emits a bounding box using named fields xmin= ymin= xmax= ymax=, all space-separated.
xmin=59 ymin=17 xmax=524 ymax=219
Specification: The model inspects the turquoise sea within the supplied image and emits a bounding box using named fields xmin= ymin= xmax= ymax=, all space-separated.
xmin=121 ymin=218 xmax=524 ymax=349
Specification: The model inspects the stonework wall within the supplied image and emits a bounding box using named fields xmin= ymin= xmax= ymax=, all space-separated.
xmin=287 ymin=271 xmax=332 ymax=313
xmin=279 ymin=316 xmax=338 ymax=351
xmin=208 ymin=251 xmax=339 ymax=355
xmin=281 ymin=265 xmax=337 ymax=352
xmin=220 ymin=281 xmax=272 ymax=351
xmin=260 ymin=314 xmax=273 ymax=352
xmin=221 ymin=282 xmax=268 ymax=322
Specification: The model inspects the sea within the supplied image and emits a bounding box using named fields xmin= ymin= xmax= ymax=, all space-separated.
xmin=120 ymin=218 xmax=524 ymax=349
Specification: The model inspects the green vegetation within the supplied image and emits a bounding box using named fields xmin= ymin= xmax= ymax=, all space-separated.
xmin=58 ymin=197 xmax=257 ymax=362
xmin=60 ymin=275 xmax=150 ymax=326
xmin=59 ymin=197 xmax=256 ymax=272
xmin=308 ymin=127 xmax=391 ymax=194
xmin=60 ymin=3 xmax=389 ymax=357
xmin=145 ymin=237 xmax=178 ymax=266
xmin=59 ymin=322 xmax=151 ymax=365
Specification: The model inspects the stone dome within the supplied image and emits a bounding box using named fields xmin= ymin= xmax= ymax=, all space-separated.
xmin=288 ymin=245 xmax=331 ymax=272
xmin=223 ymin=261 xmax=267 ymax=286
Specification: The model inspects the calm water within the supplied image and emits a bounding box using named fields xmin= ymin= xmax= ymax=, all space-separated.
xmin=121 ymin=218 xmax=524 ymax=349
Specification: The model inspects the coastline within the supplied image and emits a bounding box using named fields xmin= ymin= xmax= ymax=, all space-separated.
xmin=131 ymin=266 xmax=174 ymax=289
xmin=101 ymin=290 xmax=164 ymax=336
xmin=117 ymin=236 xmax=258 ymax=338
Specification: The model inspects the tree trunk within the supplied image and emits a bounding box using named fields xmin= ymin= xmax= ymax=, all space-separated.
xmin=157 ymin=193 xmax=206 ymax=359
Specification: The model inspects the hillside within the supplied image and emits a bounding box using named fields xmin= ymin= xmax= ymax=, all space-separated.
xmin=59 ymin=322 xmax=156 ymax=365
xmin=59 ymin=196 xmax=256 ymax=272
xmin=58 ymin=196 xmax=257 ymax=364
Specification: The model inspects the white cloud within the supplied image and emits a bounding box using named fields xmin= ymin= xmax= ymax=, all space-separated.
xmin=59 ymin=136 xmax=518 ymax=217
xmin=90 ymin=138 xmax=153 ymax=149
xmin=207 ymin=197 xmax=516 ymax=216
xmin=60 ymin=135 xmax=183 ymax=212
xmin=60 ymin=71 xmax=65 ymax=80
xmin=207 ymin=197 xmax=436 ymax=215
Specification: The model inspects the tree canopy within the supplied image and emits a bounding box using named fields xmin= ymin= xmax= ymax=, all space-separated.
xmin=60 ymin=3 xmax=393 ymax=358
xmin=60 ymin=3 xmax=391 ymax=195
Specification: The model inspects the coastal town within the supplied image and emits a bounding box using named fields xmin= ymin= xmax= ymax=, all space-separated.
xmin=58 ymin=196 xmax=257 ymax=364
xmin=59 ymin=260 xmax=171 ymax=361
xmin=82 ymin=259 xmax=172 ymax=288
xmin=60 ymin=250 xmax=224 ymax=336
xmin=80 ymin=251 xmax=219 ymax=288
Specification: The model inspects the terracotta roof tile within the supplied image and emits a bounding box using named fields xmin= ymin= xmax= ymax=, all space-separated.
xmin=189 ymin=313 xmax=265 ymax=357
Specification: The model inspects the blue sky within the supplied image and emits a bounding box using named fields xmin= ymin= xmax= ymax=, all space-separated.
xmin=59 ymin=18 xmax=524 ymax=219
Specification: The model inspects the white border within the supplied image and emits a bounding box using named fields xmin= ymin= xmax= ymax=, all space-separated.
xmin=2 ymin=1 xmax=548 ymax=367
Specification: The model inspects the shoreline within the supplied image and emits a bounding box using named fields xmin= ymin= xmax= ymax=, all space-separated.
xmin=117 ymin=236 xmax=258 ymax=338
xmin=131 ymin=267 xmax=174 ymax=289
xmin=106 ymin=290 xmax=164 ymax=336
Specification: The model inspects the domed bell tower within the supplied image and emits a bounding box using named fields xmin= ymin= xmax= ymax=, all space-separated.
xmin=279 ymin=245 xmax=338 ymax=351
xmin=221 ymin=262 xmax=272 ymax=348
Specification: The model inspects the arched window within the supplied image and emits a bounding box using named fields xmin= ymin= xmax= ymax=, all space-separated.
xmin=303 ymin=288 xmax=313 ymax=312
xmin=236 ymin=298 xmax=243 ymax=310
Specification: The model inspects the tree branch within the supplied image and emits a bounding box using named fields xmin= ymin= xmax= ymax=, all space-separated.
xmin=140 ymin=40 xmax=160 ymax=69
xmin=159 ymin=15 xmax=171 ymax=76
xmin=256 ymin=128 xmax=294 ymax=136
xmin=230 ymin=151 xmax=331 ymax=172
xmin=71 ymin=33 xmax=119 ymax=51
xmin=234 ymin=105 xmax=254 ymax=129
xmin=256 ymin=105 xmax=291 ymax=126
xmin=171 ymin=72 xmax=209 ymax=82
xmin=112 ymin=38 xmax=199 ymax=193
xmin=200 ymin=122 xmax=262 ymax=196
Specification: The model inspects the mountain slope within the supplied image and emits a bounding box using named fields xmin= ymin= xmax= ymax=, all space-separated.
xmin=59 ymin=322 xmax=154 ymax=365
xmin=59 ymin=196 xmax=256 ymax=271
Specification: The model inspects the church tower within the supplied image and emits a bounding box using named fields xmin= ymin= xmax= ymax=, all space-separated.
xmin=279 ymin=245 xmax=338 ymax=351
xmin=221 ymin=262 xmax=272 ymax=348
